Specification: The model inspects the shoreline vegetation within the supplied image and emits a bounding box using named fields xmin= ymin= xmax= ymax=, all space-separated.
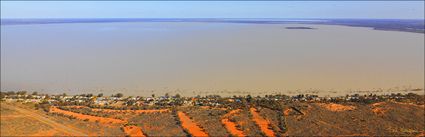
xmin=2 ymin=87 xmax=423 ymax=98
xmin=1 ymin=18 xmax=424 ymax=33
xmin=1 ymin=89 xmax=424 ymax=110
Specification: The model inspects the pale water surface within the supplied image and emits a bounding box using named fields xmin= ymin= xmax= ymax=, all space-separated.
xmin=1 ymin=22 xmax=424 ymax=96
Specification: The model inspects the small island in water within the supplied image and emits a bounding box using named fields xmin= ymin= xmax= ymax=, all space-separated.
xmin=285 ymin=26 xmax=316 ymax=29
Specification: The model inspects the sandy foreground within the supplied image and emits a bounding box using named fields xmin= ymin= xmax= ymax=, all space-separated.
xmin=2 ymin=100 xmax=424 ymax=136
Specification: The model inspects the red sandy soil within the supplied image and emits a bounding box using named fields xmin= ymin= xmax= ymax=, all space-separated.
xmin=221 ymin=109 xmax=245 ymax=137
xmin=250 ymin=108 xmax=275 ymax=137
xmin=223 ymin=109 xmax=241 ymax=118
xmin=64 ymin=106 xmax=87 ymax=109
xmin=283 ymin=109 xmax=292 ymax=116
xmin=123 ymin=125 xmax=146 ymax=137
xmin=416 ymin=131 xmax=425 ymax=137
xmin=50 ymin=107 xmax=126 ymax=124
xmin=221 ymin=119 xmax=245 ymax=137
xmin=371 ymin=102 xmax=387 ymax=115
xmin=177 ymin=111 xmax=209 ymax=137
xmin=31 ymin=129 xmax=66 ymax=136
xmin=91 ymin=108 xmax=169 ymax=114
xmin=372 ymin=102 xmax=384 ymax=106
xmin=370 ymin=101 xmax=423 ymax=116
xmin=318 ymin=103 xmax=356 ymax=112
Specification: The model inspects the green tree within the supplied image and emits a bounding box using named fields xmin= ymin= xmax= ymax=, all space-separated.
xmin=116 ymin=93 xmax=124 ymax=98
xmin=6 ymin=91 xmax=16 ymax=95
xmin=17 ymin=91 xmax=27 ymax=95
xmin=175 ymin=93 xmax=181 ymax=98
xmin=86 ymin=94 xmax=93 ymax=97
xmin=0 ymin=92 xmax=6 ymax=99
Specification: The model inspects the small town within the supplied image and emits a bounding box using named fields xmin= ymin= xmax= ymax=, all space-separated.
xmin=1 ymin=90 xmax=424 ymax=110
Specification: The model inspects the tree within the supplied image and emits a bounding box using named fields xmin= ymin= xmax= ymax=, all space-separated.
xmin=0 ymin=92 xmax=6 ymax=99
xmin=17 ymin=91 xmax=27 ymax=95
xmin=6 ymin=91 xmax=16 ymax=95
xmin=116 ymin=93 xmax=124 ymax=98
xmin=151 ymin=94 xmax=155 ymax=98
xmin=32 ymin=92 xmax=38 ymax=95
xmin=175 ymin=93 xmax=181 ymax=98
xmin=86 ymin=94 xmax=93 ymax=97
xmin=45 ymin=94 xmax=51 ymax=100
xmin=246 ymin=94 xmax=252 ymax=103
xmin=165 ymin=93 xmax=170 ymax=98
xmin=97 ymin=93 xmax=103 ymax=97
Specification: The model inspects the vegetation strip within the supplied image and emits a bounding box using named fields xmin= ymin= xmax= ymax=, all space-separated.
xmin=250 ymin=108 xmax=276 ymax=137
xmin=50 ymin=107 xmax=126 ymax=124
xmin=221 ymin=109 xmax=245 ymax=137
xmin=177 ymin=111 xmax=209 ymax=137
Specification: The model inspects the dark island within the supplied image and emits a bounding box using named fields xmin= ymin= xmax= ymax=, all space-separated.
xmin=285 ymin=27 xmax=316 ymax=29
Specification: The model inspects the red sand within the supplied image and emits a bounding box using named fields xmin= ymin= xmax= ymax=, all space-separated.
xmin=223 ymin=109 xmax=241 ymax=118
xmin=64 ymin=106 xmax=87 ymax=109
xmin=283 ymin=109 xmax=292 ymax=116
xmin=221 ymin=118 xmax=245 ymax=137
xmin=371 ymin=102 xmax=387 ymax=115
xmin=199 ymin=106 xmax=227 ymax=110
xmin=221 ymin=109 xmax=245 ymax=137
xmin=250 ymin=108 xmax=275 ymax=137
xmin=123 ymin=125 xmax=146 ymax=137
xmin=31 ymin=129 xmax=62 ymax=136
xmin=177 ymin=111 xmax=209 ymax=137
xmin=318 ymin=103 xmax=355 ymax=112
xmin=416 ymin=131 xmax=425 ymax=137
xmin=50 ymin=107 xmax=126 ymax=124
xmin=91 ymin=108 xmax=169 ymax=114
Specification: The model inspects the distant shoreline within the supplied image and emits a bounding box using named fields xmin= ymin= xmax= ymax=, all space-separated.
xmin=1 ymin=88 xmax=423 ymax=98
xmin=2 ymin=18 xmax=424 ymax=33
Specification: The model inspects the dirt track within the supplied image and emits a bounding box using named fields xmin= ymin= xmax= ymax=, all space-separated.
xmin=1 ymin=103 xmax=88 ymax=136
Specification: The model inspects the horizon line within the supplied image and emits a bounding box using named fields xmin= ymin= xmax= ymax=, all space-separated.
xmin=1 ymin=17 xmax=425 ymax=20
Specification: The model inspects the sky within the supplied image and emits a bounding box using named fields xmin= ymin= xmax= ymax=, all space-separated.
xmin=1 ymin=1 xmax=424 ymax=19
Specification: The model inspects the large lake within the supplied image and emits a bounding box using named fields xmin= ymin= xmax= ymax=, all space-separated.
xmin=1 ymin=22 xmax=424 ymax=96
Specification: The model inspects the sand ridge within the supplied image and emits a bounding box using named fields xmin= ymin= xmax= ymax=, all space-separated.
xmin=177 ymin=111 xmax=209 ymax=137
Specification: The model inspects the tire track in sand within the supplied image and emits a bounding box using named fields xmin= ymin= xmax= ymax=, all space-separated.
xmin=2 ymin=103 xmax=88 ymax=136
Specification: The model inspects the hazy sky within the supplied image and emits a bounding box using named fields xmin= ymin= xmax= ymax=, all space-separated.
xmin=1 ymin=1 xmax=424 ymax=19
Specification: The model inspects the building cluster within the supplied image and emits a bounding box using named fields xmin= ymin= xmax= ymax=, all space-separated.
xmin=1 ymin=91 xmax=423 ymax=109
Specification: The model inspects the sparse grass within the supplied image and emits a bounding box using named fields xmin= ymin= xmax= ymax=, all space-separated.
xmin=230 ymin=109 xmax=264 ymax=136
xmin=0 ymin=117 xmax=53 ymax=136
xmin=0 ymin=103 xmax=64 ymax=136
xmin=182 ymin=107 xmax=230 ymax=136
xmin=129 ymin=112 xmax=187 ymax=136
